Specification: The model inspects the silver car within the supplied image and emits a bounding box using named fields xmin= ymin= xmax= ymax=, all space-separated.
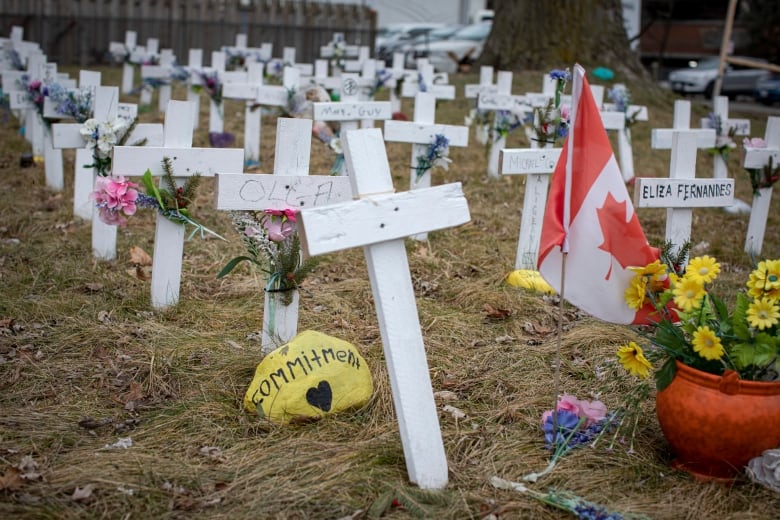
xmin=406 ymin=22 xmax=492 ymax=73
xmin=668 ymin=57 xmax=771 ymax=98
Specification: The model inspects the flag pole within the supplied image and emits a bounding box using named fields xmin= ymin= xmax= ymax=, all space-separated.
xmin=551 ymin=64 xmax=581 ymax=453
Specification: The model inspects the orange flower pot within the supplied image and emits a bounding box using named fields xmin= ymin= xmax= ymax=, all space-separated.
xmin=656 ymin=361 xmax=780 ymax=482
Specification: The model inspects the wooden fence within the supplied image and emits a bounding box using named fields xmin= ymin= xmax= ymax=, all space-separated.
xmin=0 ymin=0 xmax=377 ymax=66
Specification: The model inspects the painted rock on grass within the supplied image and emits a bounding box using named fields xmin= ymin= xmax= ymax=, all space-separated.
xmin=244 ymin=330 xmax=373 ymax=424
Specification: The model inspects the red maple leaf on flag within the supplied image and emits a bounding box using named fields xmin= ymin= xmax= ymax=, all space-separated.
xmin=596 ymin=193 xmax=656 ymax=279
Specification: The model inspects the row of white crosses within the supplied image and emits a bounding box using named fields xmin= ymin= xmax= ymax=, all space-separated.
xmin=601 ymin=85 xmax=649 ymax=183
xmin=108 ymin=31 xmax=160 ymax=95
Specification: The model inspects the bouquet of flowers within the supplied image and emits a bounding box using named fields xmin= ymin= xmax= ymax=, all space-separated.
xmin=46 ymin=83 xmax=94 ymax=123
xmin=619 ymin=248 xmax=780 ymax=390
xmin=606 ymin=84 xmax=642 ymax=133
xmin=414 ymin=134 xmax=451 ymax=182
xmin=80 ymin=116 xmax=142 ymax=177
xmin=193 ymin=70 xmax=222 ymax=108
xmin=742 ymin=136 xmax=780 ymax=194
xmin=91 ymin=157 xmax=221 ymax=240
xmin=18 ymin=76 xmax=48 ymax=122
xmin=217 ymin=209 xmax=319 ymax=305
xmin=492 ymin=110 xmax=524 ymax=143
xmin=531 ymin=69 xmax=571 ymax=146
xmin=367 ymin=68 xmax=393 ymax=99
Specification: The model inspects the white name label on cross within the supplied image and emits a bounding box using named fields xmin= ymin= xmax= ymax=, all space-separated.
xmin=500 ymin=147 xmax=561 ymax=270
xmin=112 ymin=100 xmax=245 ymax=308
xmin=742 ymin=116 xmax=780 ymax=256
xmin=298 ymin=128 xmax=471 ymax=489
xmin=633 ymin=130 xmax=733 ymax=254
xmin=216 ymin=118 xmax=353 ymax=352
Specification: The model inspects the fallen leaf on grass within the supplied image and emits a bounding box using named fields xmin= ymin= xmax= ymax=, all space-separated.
xmin=129 ymin=246 xmax=152 ymax=266
xmin=198 ymin=446 xmax=225 ymax=461
xmin=0 ymin=467 xmax=25 ymax=491
xmin=126 ymin=265 xmax=152 ymax=281
xmin=495 ymin=335 xmax=515 ymax=344
xmin=434 ymin=390 xmax=458 ymax=401
xmin=483 ymin=303 xmax=512 ymax=320
xmin=104 ymin=437 xmax=133 ymax=449
xmin=71 ymin=483 xmax=96 ymax=501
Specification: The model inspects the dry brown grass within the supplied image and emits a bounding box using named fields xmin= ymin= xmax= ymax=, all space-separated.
xmin=1 ymin=65 xmax=779 ymax=519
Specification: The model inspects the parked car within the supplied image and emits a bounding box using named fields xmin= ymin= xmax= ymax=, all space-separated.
xmin=375 ymin=23 xmax=444 ymax=64
xmin=668 ymin=57 xmax=772 ymax=98
xmin=394 ymin=25 xmax=462 ymax=61
xmin=754 ymin=74 xmax=780 ymax=105
xmin=405 ymin=22 xmax=492 ymax=73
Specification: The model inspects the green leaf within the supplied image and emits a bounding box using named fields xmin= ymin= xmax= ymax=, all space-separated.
xmin=655 ymin=356 xmax=677 ymax=391
xmin=732 ymin=293 xmax=751 ymax=340
xmin=217 ymin=256 xmax=255 ymax=278
xmin=142 ymin=169 xmax=165 ymax=209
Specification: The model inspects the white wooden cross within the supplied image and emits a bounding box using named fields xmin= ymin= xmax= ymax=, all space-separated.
xmin=108 ymin=30 xmax=137 ymax=94
xmin=400 ymin=61 xmax=455 ymax=100
xmin=140 ymin=48 xmax=176 ymax=112
xmin=500 ymin=146 xmax=562 ymax=270
xmin=742 ymin=117 xmax=780 ymax=257
xmin=185 ymin=49 xmax=203 ymax=129
xmin=476 ymin=71 xmax=523 ymax=178
xmin=320 ymin=33 xmax=359 ymax=75
xmin=464 ymin=65 xmax=497 ymax=145
xmin=309 ymin=59 xmax=343 ymax=92
xmin=312 ymin=75 xmax=392 ymax=175
xmin=383 ymin=91 xmax=468 ymax=240
xmin=112 ymin=100 xmax=245 ymax=308
xmin=222 ymin=65 xmax=301 ymax=168
xmin=6 ymin=57 xmax=70 ymax=191
xmin=651 ymin=99 xmax=716 ymax=150
xmin=298 ymin=127 xmax=471 ymax=489
xmin=701 ymin=96 xmax=751 ymax=180
xmin=133 ymin=38 xmax=160 ymax=106
xmin=203 ymin=51 xmax=248 ymax=133
xmin=215 ymin=117 xmax=352 ymax=353
xmin=52 ymin=87 xmax=164 ymax=259
xmin=634 ymin=130 xmax=734 ymax=257
xmin=601 ymin=84 xmax=649 ymax=183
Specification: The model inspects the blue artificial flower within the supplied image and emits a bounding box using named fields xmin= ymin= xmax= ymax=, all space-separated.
xmin=549 ymin=69 xmax=571 ymax=82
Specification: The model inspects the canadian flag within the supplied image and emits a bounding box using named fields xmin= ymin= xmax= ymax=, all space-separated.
xmin=537 ymin=65 xmax=658 ymax=325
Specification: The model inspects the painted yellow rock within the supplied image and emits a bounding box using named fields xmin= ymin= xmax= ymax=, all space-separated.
xmin=505 ymin=269 xmax=556 ymax=294
xmin=244 ymin=330 xmax=373 ymax=424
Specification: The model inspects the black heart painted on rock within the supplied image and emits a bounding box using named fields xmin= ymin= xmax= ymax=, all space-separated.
xmin=306 ymin=381 xmax=333 ymax=412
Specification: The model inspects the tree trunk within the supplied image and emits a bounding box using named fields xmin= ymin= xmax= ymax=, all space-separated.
xmin=480 ymin=0 xmax=648 ymax=81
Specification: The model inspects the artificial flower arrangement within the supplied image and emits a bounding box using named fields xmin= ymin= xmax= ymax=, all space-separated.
xmin=742 ymin=136 xmax=780 ymax=194
xmin=492 ymin=110 xmax=525 ymax=143
xmin=619 ymin=245 xmax=779 ymax=389
xmin=328 ymin=39 xmax=347 ymax=71
xmin=705 ymin=112 xmax=737 ymax=163
xmin=530 ymin=69 xmax=571 ymax=146
xmin=80 ymin=115 xmax=143 ymax=177
xmin=46 ymin=83 xmax=94 ymax=123
xmin=193 ymin=69 xmax=223 ymax=108
xmin=18 ymin=76 xmax=49 ymax=123
xmin=606 ymin=84 xmax=642 ymax=132
xmin=217 ymin=209 xmax=319 ymax=305
xmin=414 ymin=134 xmax=451 ymax=183
xmin=90 ymin=157 xmax=221 ymax=240
xmin=464 ymin=108 xmax=492 ymax=145
xmin=367 ymin=68 xmax=393 ymax=99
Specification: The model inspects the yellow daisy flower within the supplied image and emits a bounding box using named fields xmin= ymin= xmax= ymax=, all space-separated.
xmin=692 ymin=326 xmax=725 ymax=361
xmin=746 ymin=297 xmax=780 ymax=330
xmin=624 ymin=276 xmax=648 ymax=310
xmin=617 ymin=342 xmax=653 ymax=378
xmin=686 ymin=256 xmax=720 ymax=284
xmin=672 ymin=276 xmax=706 ymax=312
xmin=747 ymin=260 xmax=780 ymax=300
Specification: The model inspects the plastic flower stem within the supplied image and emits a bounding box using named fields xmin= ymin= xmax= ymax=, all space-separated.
xmin=523 ymin=416 xmax=584 ymax=482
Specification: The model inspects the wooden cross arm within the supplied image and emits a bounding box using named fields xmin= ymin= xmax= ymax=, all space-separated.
xmin=651 ymin=128 xmax=715 ymax=149
xmin=383 ymin=120 xmax=469 ymax=147
xmin=215 ymin=173 xmax=353 ymax=211
xmin=298 ymin=182 xmax=471 ymax=257
xmin=633 ymin=178 xmax=735 ymax=208
xmin=744 ymin=148 xmax=780 ymax=169
xmin=112 ymin=146 xmax=244 ymax=177
xmin=313 ymin=101 xmax=392 ymax=121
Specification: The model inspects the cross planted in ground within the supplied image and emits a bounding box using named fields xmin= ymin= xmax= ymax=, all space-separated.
xmin=297 ymin=127 xmax=472 ymax=489
xmin=215 ymin=117 xmax=352 ymax=353
xmin=634 ymin=130 xmax=734 ymax=260
xmin=112 ymin=100 xmax=245 ymax=308
xmin=742 ymin=116 xmax=780 ymax=257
